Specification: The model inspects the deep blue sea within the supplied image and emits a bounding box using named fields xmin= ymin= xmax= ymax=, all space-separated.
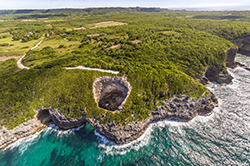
xmin=1 ymin=54 xmax=250 ymax=166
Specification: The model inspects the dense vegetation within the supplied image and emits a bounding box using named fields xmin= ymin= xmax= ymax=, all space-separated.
xmin=0 ymin=8 xmax=248 ymax=129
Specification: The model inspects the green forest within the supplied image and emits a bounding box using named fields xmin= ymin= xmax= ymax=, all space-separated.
xmin=0 ymin=8 xmax=247 ymax=129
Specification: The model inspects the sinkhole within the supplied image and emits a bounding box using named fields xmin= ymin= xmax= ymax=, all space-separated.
xmin=93 ymin=76 xmax=132 ymax=111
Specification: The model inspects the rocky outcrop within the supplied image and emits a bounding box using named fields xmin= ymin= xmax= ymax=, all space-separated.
xmin=225 ymin=47 xmax=238 ymax=68
xmin=198 ymin=47 xmax=238 ymax=85
xmin=0 ymin=115 xmax=46 ymax=149
xmin=90 ymin=93 xmax=217 ymax=144
xmin=37 ymin=108 xmax=88 ymax=130
xmin=0 ymin=107 xmax=88 ymax=149
xmin=205 ymin=65 xmax=233 ymax=84
xmin=197 ymin=65 xmax=233 ymax=85
xmin=232 ymin=37 xmax=250 ymax=52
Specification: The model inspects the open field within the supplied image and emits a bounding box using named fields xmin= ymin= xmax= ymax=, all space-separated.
xmin=74 ymin=26 xmax=86 ymax=30
xmin=158 ymin=31 xmax=182 ymax=36
xmin=0 ymin=37 xmax=43 ymax=56
xmin=87 ymin=21 xmax=128 ymax=28
xmin=0 ymin=37 xmax=12 ymax=44
xmin=0 ymin=55 xmax=22 ymax=62
xmin=33 ymin=38 xmax=81 ymax=53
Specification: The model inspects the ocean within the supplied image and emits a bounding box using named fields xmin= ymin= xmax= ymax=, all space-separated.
xmin=0 ymin=54 xmax=250 ymax=166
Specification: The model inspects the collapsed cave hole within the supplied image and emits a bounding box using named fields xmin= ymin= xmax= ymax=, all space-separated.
xmin=93 ymin=77 xmax=131 ymax=111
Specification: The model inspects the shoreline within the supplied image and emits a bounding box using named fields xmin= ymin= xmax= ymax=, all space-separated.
xmin=0 ymin=92 xmax=217 ymax=149
xmin=0 ymin=115 xmax=47 ymax=150
xmin=0 ymin=46 xmax=242 ymax=149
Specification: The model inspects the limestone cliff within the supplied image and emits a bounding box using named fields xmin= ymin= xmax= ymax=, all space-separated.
xmin=232 ymin=37 xmax=250 ymax=52
xmin=35 ymin=92 xmax=217 ymax=145
xmin=197 ymin=47 xmax=238 ymax=85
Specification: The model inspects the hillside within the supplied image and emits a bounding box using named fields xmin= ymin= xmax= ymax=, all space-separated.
xmin=0 ymin=9 xmax=244 ymax=132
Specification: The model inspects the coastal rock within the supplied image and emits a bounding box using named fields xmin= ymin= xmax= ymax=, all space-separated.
xmin=198 ymin=47 xmax=238 ymax=85
xmin=0 ymin=116 xmax=46 ymax=149
xmin=205 ymin=65 xmax=233 ymax=84
xmin=225 ymin=47 xmax=238 ymax=68
xmin=232 ymin=37 xmax=250 ymax=52
xmin=37 ymin=108 xmax=87 ymax=130
xmin=28 ymin=90 xmax=218 ymax=145
xmin=90 ymin=93 xmax=217 ymax=145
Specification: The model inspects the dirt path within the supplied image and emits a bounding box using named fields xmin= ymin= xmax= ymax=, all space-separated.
xmin=65 ymin=66 xmax=119 ymax=74
xmin=17 ymin=40 xmax=43 ymax=69
xmin=16 ymin=39 xmax=119 ymax=74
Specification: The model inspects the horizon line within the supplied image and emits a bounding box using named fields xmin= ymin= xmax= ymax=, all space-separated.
xmin=0 ymin=6 xmax=249 ymax=11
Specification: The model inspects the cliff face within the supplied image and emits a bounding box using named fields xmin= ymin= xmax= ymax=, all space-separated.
xmin=225 ymin=47 xmax=238 ymax=68
xmin=232 ymin=37 xmax=250 ymax=52
xmin=0 ymin=113 xmax=46 ymax=149
xmin=91 ymin=93 xmax=217 ymax=144
xmin=36 ymin=108 xmax=87 ymax=130
xmin=36 ymin=92 xmax=217 ymax=145
xmin=197 ymin=47 xmax=238 ymax=85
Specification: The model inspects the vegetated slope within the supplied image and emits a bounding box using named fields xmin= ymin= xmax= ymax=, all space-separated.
xmin=0 ymin=59 xmax=205 ymax=129
xmin=23 ymin=17 xmax=234 ymax=77
xmin=0 ymin=11 xmax=244 ymax=129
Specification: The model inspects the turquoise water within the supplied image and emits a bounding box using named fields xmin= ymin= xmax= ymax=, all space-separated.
xmin=1 ymin=54 xmax=250 ymax=166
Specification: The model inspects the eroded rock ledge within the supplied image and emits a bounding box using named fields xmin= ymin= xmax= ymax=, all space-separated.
xmin=0 ymin=113 xmax=46 ymax=149
xmin=28 ymin=92 xmax=217 ymax=145
xmin=0 ymin=80 xmax=219 ymax=148
xmin=91 ymin=93 xmax=217 ymax=144
xmin=232 ymin=37 xmax=250 ymax=53
xmin=197 ymin=47 xmax=246 ymax=85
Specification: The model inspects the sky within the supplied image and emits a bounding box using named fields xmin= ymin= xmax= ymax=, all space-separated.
xmin=0 ymin=0 xmax=250 ymax=10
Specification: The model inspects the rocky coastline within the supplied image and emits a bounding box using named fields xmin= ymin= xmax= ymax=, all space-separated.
xmin=1 ymin=92 xmax=216 ymax=146
xmin=90 ymin=93 xmax=217 ymax=144
xmin=0 ymin=112 xmax=46 ymax=149
xmin=1 ymin=46 xmax=245 ymax=148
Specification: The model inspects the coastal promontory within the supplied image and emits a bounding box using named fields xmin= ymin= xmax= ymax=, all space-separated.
xmin=1 ymin=9 xmax=250 ymax=147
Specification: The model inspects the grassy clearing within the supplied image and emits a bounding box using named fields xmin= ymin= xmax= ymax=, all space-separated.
xmin=158 ymin=31 xmax=182 ymax=36
xmin=0 ymin=55 xmax=22 ymax=62
xmin=33 ymin=38 xmax=81 ymax=53
xmin=0 ymin=36 xmax=12 ymax=44
xmin=0 ymin=38 xmax=42 ymax=56
xmin=0 ymin=37 xmax=43 ymax=56
xmin=21 ymin=19 xmax=36 ymax=22
xmin=22 ymin=38 xmax=81 ymax=67
xmin=87 ymin=21 xmax=128 ymax=29
xmin=45 ymin=24 xmax=53 ymax=28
